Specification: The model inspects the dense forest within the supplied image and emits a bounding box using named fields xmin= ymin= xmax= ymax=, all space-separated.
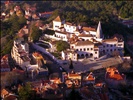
xmin=24 ymin=1 xmax=133 ymax=36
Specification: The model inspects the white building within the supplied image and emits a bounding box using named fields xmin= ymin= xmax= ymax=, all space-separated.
xmin=11 ymin=38 xmax=31 ymax=69
xmin=45 ymin=16 xmax=124 ymax=59
xmin=64 ymin=22 xmax=77 ymax=33
xmin=61 ymin=50 xmax=78 ymax=61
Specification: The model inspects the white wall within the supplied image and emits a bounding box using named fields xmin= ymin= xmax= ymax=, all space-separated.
xmin=53 ymin=21 xmax=61 ymax=30
xmin=64 ymin=24 xmax=77 ymax=33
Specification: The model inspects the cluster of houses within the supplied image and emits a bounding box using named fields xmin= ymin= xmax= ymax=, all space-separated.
xmin=1 ymin=1 xmax=53 ymax=22
xmin=1 ymin=65 xmax=126 ymax=100
xmin=1 ymin=1 xmax=130 ymax=100
xmin=11 ymin=37 xmax=48 ymax=79
xmin=43 ymin=16 xmax=124 ymax=61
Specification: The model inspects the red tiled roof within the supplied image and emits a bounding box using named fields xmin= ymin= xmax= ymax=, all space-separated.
xmin=103 ymin=39 xmax=117 ymax=43
xmin=1 ymin=89 xmax=9 ymax=96
xmin=54 ymin=16 xmax=61 ymax=22
xmin=82 ymin=27 xmax=96 ymax=32
xmin=106 ymin=68 xmax=125 ymax=80
xmin=75 ymin=40 xmax=94 ymax=46
xmin=78 ymin=34 xmax=93 ymax=37
xmin=32 ymin=52 xmax=42 ymax=58
xmin=68 ymin=73 xmax=81 ymax=77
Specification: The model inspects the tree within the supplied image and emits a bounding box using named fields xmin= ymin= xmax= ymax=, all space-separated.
xmin=30 ymin=25 xmax=42 ymax=42
xmin=18 ymin=83 xmax=36 ymax=100
xmin=56 ymin=40 xmax=70 ymax=52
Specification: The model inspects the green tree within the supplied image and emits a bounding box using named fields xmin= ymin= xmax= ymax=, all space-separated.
xmin=56 ymin=40 xmax=70 ymax=52
xmin=18 ymin=82 xmax=33 ymax=100
xmin=30 ymin=25 xmax=42 ymax=42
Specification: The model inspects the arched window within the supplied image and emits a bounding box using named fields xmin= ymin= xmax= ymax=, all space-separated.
xmin=81 ymin=54 xmax=84 ymax=57
xmin=86 ymin=54 xmax=88 ymax=57
xmin=90 ymin=53 xmax=93 ymax=57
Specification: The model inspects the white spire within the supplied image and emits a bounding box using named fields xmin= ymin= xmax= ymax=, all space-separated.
xmin=96 ymin=21 xmax=103 ymax=39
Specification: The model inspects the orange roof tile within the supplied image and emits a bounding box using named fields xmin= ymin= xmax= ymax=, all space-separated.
xmin=68 ymin=73 xmax=81 ymax=77
xmin=75 ymin=40 xmax=94 ymax=46
xmin=82 ymin=27 xmax=96 ymax=32
xmin=1 ymin=89 xmax=9 ymax=96
xmin=32 ymin=52 xmax=42 ymax=58
xmin=78 ymin=34 xmax=93 ymax=37
xmin=103 ymin=39 xmax=117 ymax=43
xmin=54 ymin=16 xmax=61 ymax=22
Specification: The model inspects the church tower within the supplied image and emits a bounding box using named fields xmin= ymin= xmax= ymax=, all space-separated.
xmin=96 ymin=21 xmax=103 ymax=39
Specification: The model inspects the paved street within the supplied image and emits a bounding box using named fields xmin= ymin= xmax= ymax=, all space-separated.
xmin=61 ymin=56 xmax=123 ymax=73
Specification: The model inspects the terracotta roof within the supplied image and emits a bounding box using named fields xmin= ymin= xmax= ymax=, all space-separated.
xmin=78 ymin=34 xmax=93 ymax=37
xmin=95 ymin=83 xmax=103 ymax=87
xmin=103 ymin=39 xmax=117 ymax=43
xmin=32 ymin=52 xmax=42 ymax=58
xmin=82 ymin=27 xmax=96 ymax=32
xmin=54 ymin=16 xmax=61 ymax=22
xmin=85 ymin=72 xmax=95 ymax=81
xmin=68 ymin=73 xmax=81 ymax=78
xmin=1 ymin=89 xmax=9 ymax=96
xmin=106 ymin=68 xmax=125 ymax=80
xmin=75 ymin=40 xmax=94 ymax=46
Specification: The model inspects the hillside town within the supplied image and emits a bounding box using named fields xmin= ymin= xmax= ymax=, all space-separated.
xmin=1 ymin=1 xmax=133 ymax=100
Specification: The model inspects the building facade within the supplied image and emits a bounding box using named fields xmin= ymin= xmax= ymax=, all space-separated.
xmin=45 ymin=16 xmax=124 ymax=59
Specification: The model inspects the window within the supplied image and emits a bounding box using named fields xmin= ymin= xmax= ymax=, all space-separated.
xmin=110 ymin=45 xmax=112 ymax=47
xmin=95 ymin=52 xmax=97 ymax=54
xmin=107 ymin=49 xmax=108 ymax=52
xmin=114 ymin=49 xmax=116 ymax=51
xmin=103 ymin=46 xmax=105 ymax=48
xmin=87 ymin=48 xmax=89 ymax=51
xmin=91 ymin=48 xmax=93 ymax=50
xmin=55 ymin=26 xmax=59 ymax=28
xmin=114 ymin=44 xmax=116 ymax=46
xmin=107 ymin=44 xmax=109 ymax=47
xmin=80 ymin=49 xmax=82 ymax=51
xmin=118 ymin=44 xmax=122 ymax=46
xmin=110 ymin=49 xmax=112 ymax=52
xmin=84 ymin=48 xmax=86 ymax=51
xmin=76 ymin=49 xmax=78 ymax=51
